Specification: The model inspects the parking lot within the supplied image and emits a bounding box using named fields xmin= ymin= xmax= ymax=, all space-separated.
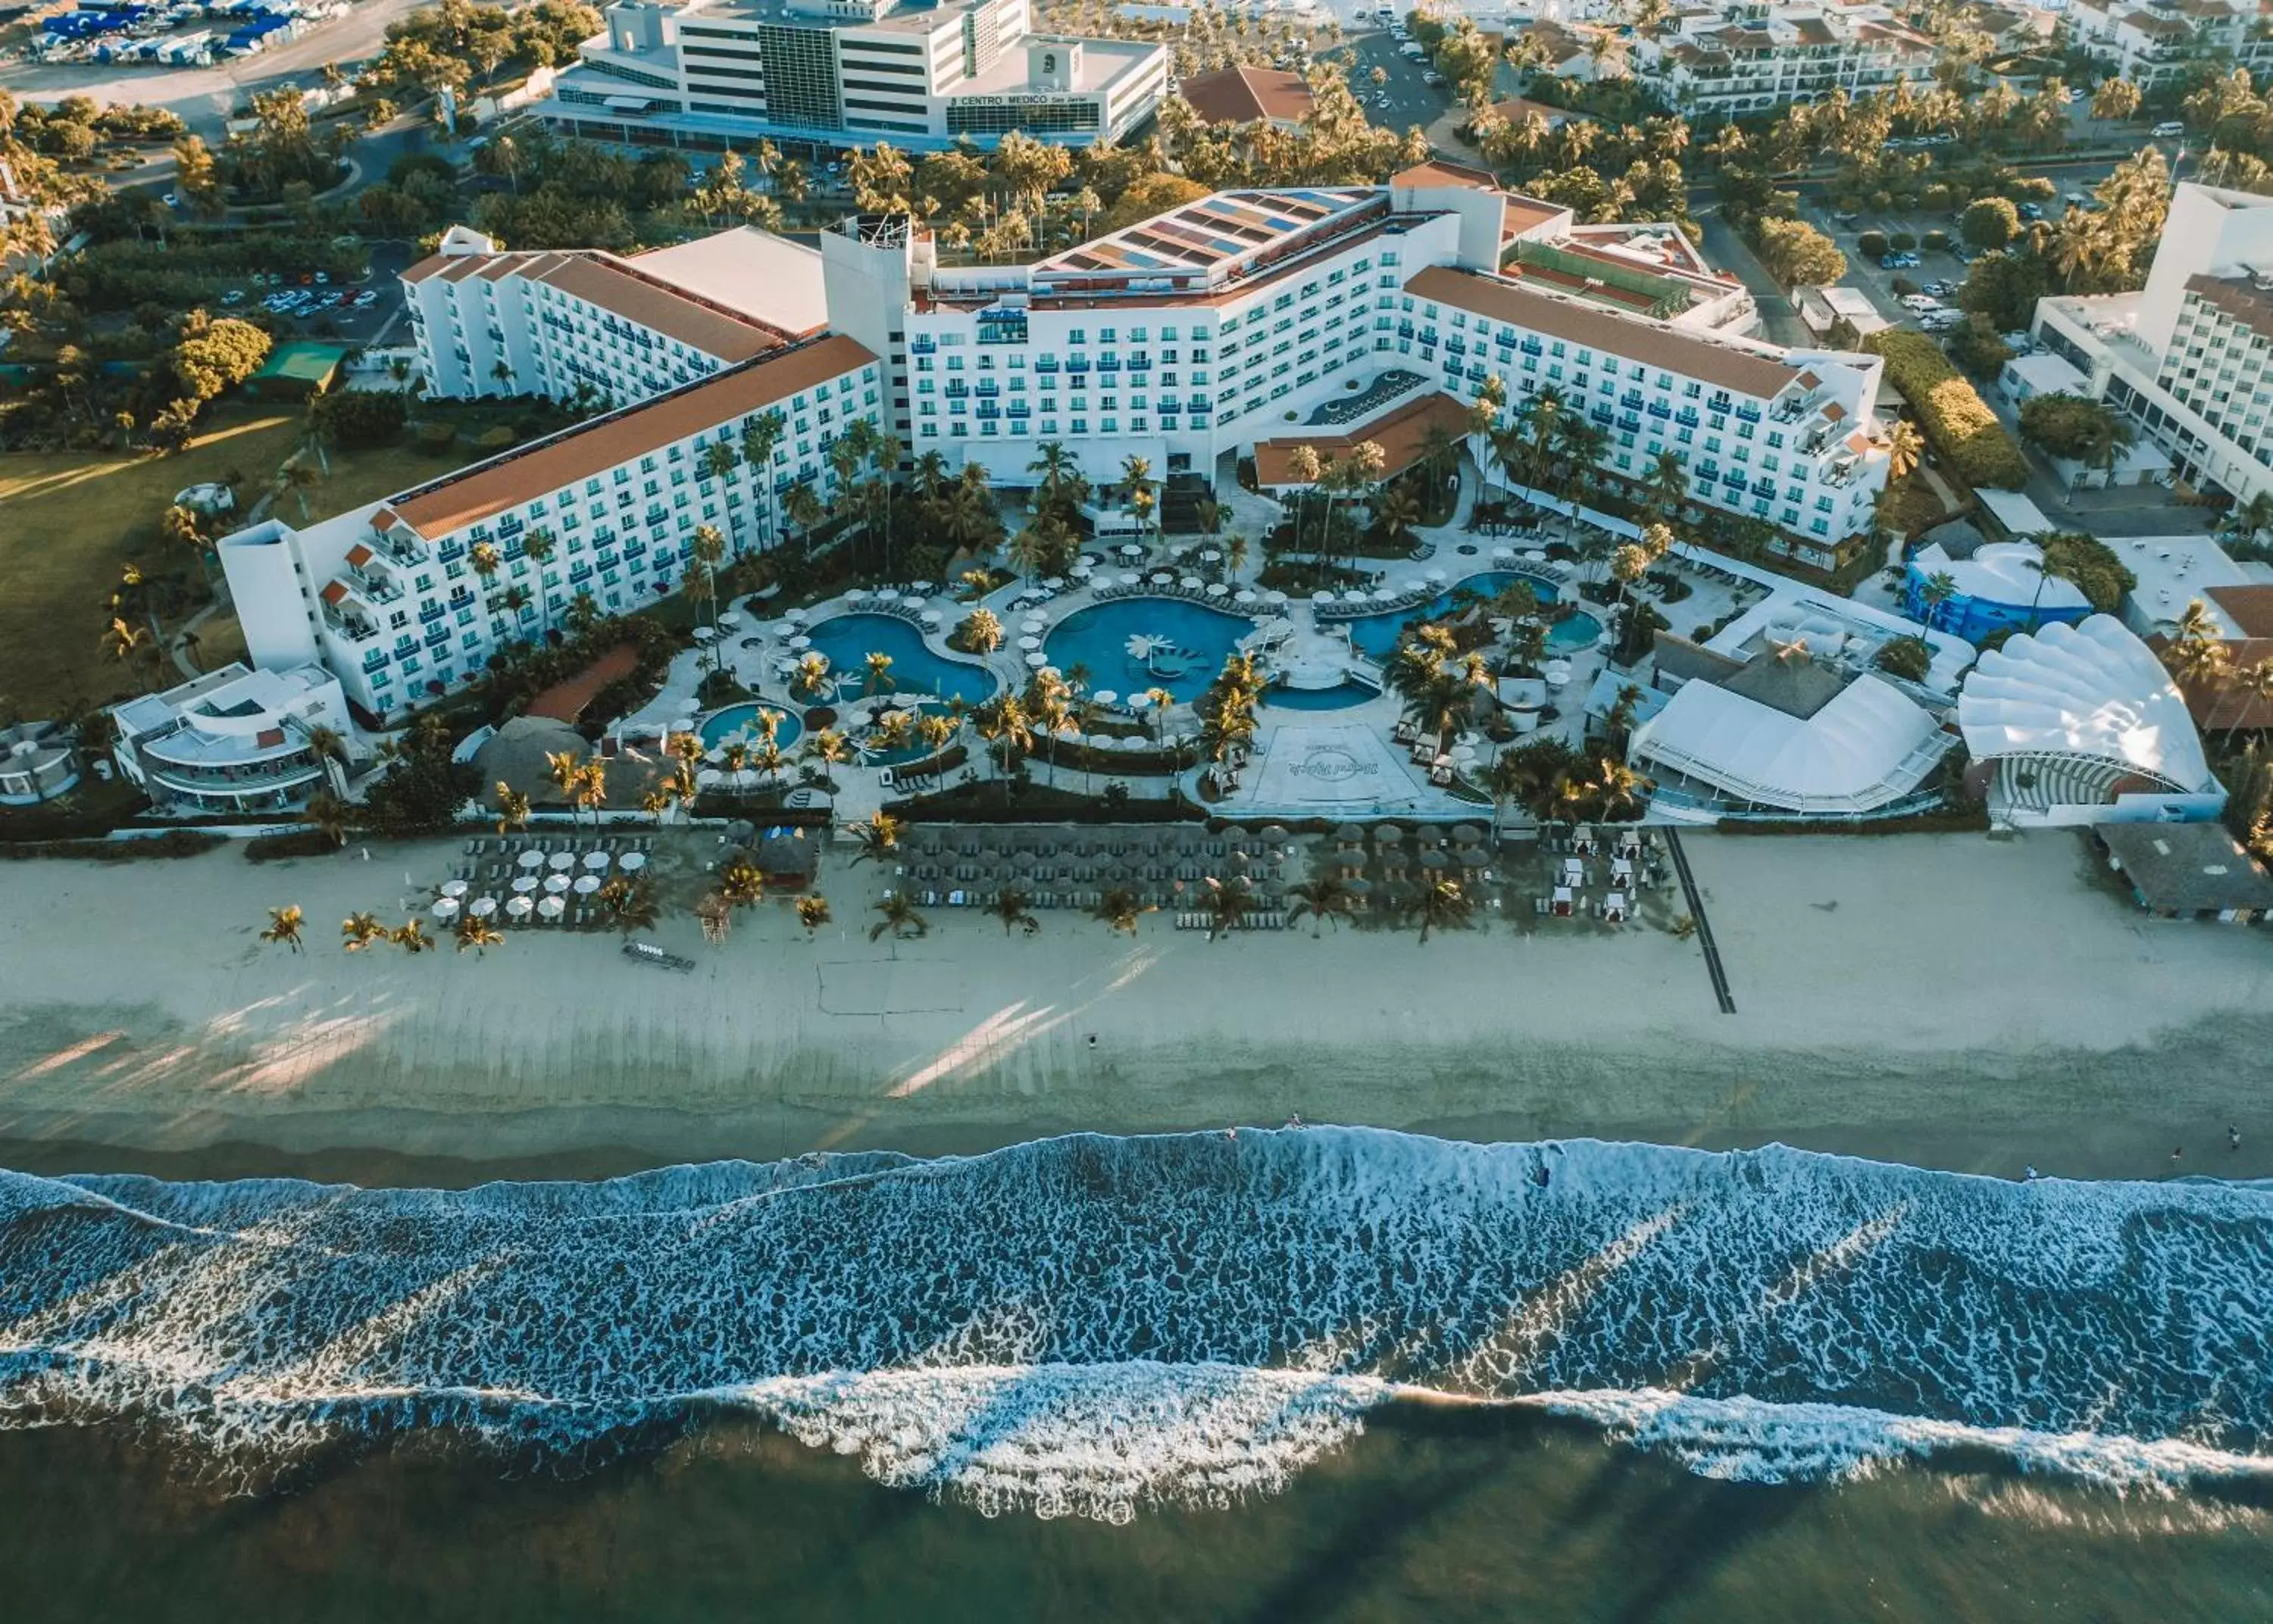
xmin=1339 ymin=12 xmax=1459 ymax=135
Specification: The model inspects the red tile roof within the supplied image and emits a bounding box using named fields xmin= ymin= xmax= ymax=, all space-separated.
xmin=1177 ymin=65 xmax=1315 ymax=125
xmin=1252 ymin=392 xmax=1471 ymax=488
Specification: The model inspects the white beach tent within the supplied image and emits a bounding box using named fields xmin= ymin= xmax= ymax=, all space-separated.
xmin=1631 ymin=673 xmax=1946 ymax=814
xmin=1956 ymin=614 xmax=2215 ymax=795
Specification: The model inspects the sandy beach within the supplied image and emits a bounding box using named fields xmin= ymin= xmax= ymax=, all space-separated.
xmin=2 ymin=828 xmax=2269 ymax=1182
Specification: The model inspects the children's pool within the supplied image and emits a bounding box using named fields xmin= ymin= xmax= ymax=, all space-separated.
xmin=1265 ymin=680 xmax=1382 ymax=710
xmin=1043 ymin=598 xmax=1253 ymax=703
xmin=699 ymin=703 xmax=803 ymax=751
xmin=802 ymin=614 xmax=999 ymax=707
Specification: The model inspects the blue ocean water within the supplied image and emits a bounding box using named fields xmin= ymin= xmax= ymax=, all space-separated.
xmin=5 ymin=1129 xmax=2271 ymax=1524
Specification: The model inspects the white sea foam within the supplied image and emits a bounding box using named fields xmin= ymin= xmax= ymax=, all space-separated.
xmin=4 ymin=1130 xmax=2272 ymax=1514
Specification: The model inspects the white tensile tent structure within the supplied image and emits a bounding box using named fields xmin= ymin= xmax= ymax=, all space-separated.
xmin=1629 ymin=667 xmax=1951 ymax=820
xmin=1956 ymin=614 xmax=2223 ymax=826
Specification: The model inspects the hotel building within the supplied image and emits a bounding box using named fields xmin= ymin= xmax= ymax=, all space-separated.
xmin=1634 ymin=2 xmax=1937 ymax=117
xmin=2032 ymin=183 xmax=2273 ymax=511
xmin=219 ymin=334 xmax=880 ymax=723
xmin=2062 ymin=0 xmax=2269 ymax=89
xmin=109 ymin=663 xmax=351 ymax=815
xmin=216 ymin=173 xmax=1886 ymax=721
xmin=541 ymin=0 xmax=1166 ymax=151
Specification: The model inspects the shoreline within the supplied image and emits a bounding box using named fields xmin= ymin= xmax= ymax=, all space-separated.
xmin=3 ymin=829 xmax=2270 ymax=1185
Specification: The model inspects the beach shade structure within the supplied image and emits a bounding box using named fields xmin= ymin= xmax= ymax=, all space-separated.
xmin=1119 ymin=573 xmax=1141 ymax=588
xmin=1043 ymin=577 xmax=1066 ymax=591
xmin=1371 ymin=588 xmax=1399 ymax=604
xmin=1265 ymin=591 xmax=1289 ymax=608
xmin=1018 ymin=636 xmax=1043 ymax=651
xmin=1151 ymin=572 xmax=1174 ymax=586
xmin=1604 ymin=892 xmax=1628 ymax=923
xmin=772 ymin=620 xmax=798 ymax=637
xmin=692 ymin=627 xmax=718 ymax=645
xmin=920 ymin=610 xmax=942 ymax=626
xmin=538 ymin=894 xmax=566 ymax=920
xmin=1181 ymin=576 xmax=1204 ymax=591
xmin=1235 ymin=590 xmax=1258 ymax=607
xmin=1206 ymin=583 xmax=1229 ymax=598
xmin=582 ymin=851 xmax=611 ymax=871
xmin=506 ymin=895 xmax=534 ymax=920
xmin=718 ymin=611 xmax=744 ymax=629
xmin=431 ymin=896 xmax=460 ymax=920
xmin=621 ymin=851 xmax=647 ymax=873
xmin=1312 ymin=591 xmax=1336 ymax=606
xmin=1346 ymin=589 xmax=1372 ymax=604
xmin=469 ymin=896 xmax=499 ymax=918
xmin=573 ymin=873 xmax=602 ymax=895
xmin=1335 ymin=823 xmax=1367 ymax=848
xmin=783 ymin=607 xmax=808 ymax=623
xmin=845 ymin=589 xmax=869 ymax=604
xmin=1459 ymin=847 xmax=1492 ymax=870
xmin=441 ymin=879 xmax=470 ymax=898
xmin=787 ymin=635 xmax=814 ymax=652
xmin=875 ymin=589 xmax=900 ymax=603
xmin=1421 ymin=848 xmax=1450 ymax=871
xmin=544 ymin=873 xmax=572 ymax=894
xmin=1524 ymin=549 xmax=1549 ymax=563
xmin=516 ymin=849 xmax=546 ymax=869
xmin=512 ymin=875 xmax=540 ymax=894
xmin=1452 ymin=823 xmax=1484 ymax=845
xmin=1026 ymin=652 xmax=1049 ymax=667
xmin=1260 ymin=823 xmax=1290 ymax=844
xmin=548 ymin=851 xmax=576 ymax=871
xmin=1552 ymin=885 xmax=1574 ymax=917
xmin=1374 ymin=821 xmax=1406 ymax=845
xmin=1022 ymin=615 xmax=1049 ymax=631
xmin=1118 ymin=543 xmax=1145 ymax=559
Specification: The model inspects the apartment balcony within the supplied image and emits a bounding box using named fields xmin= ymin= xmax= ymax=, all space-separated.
xmin=1734 ymin=404 xmax=1762 ymax=423
xmin=910 ymin=336 xmax=936 ymax=354
xmin=1647 ymin=401 xmax=1672 ymax=420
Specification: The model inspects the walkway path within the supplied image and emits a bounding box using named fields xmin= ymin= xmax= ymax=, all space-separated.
xmin=1663 ymin=828 xmax=1735 ymax=1014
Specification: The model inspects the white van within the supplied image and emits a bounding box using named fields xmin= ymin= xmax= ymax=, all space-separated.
xmin=1399 ymin=41 xmax=1426 ymax=58
xmin=2152 ymin=120 xmax=2185 ymax=139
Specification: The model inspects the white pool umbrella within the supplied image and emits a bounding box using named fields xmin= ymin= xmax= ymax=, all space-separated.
xmin=441 ymin=879 xmax=469 ymax=898
xmin=431 ymin=897 xmax=459 ymax=920
xmin=574 ymin=873 xmax=602 ymax=895
xmin=582 ymin=850 xmax=611 ymax=871
xmin=547 ymin=851 xmax=574 ymax=871
xmin=469 ymin=896 xmax=499 ymax=918
xmin=1018 ymin=636 xmax=1042 ymax=651
xmin=538 ymin=894 xmax=565 ymax=919
xmin=621 ymin=851 xmax=646 ymax=872
xmin=512 ymin=875 xmax=539 ymax=893
xmin=506 ymin=895 xmax=534 ymax=920
xmin=544 ymin=873 xmax=571 ymax=894
xmin=517 ymin=849 xmax=545 ymax=869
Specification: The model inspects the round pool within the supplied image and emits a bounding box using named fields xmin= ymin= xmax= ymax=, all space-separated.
xmin=1546 ymin=611 xmax=1604 ymax=652
xmin=699 ymin=702 xmax=802 ymax=751
xmin=1043 ymin=597 xmax=1252 ymax=703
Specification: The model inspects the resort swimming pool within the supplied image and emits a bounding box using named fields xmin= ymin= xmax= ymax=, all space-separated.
xmin=1265 ymin=680 xmax=1382 ymax=710
xmin=802 ymin=614 xmax=999 ymax=707
xmin=1343 ymin=572 xmax=1602 ymax=661
xmin=1044 ymin=598 xmax=1252 ymax=703
xmin=699 ymin=702 xmax=802 ymax=751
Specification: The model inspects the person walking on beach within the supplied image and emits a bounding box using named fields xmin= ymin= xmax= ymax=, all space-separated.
xmin=2231 ymin=1125 xmax=2243 ymax=1152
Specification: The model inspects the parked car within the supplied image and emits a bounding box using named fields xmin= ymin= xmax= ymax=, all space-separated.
xmin=220 ymin=289 xmax=245 ymax=306
xmin=1899 ymin=293 xmax=1944 ymax=312
xmin=2152 ymin=120 xmax=2186 ymax=139
xmin=1421 ymin=70 xmax=1446 ymax=86
xmin=1921 ymin=280 xmax=1953 ymax=298
xmin=2018 ymin=201 xmax=2043 ymax=221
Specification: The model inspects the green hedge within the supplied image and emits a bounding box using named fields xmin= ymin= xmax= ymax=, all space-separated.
xmin=1865 ymin=330 xmax=2031 ymax=490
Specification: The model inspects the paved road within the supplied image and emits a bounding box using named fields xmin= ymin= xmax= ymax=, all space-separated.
xmin=0 ymin=0 xmax=434 ymax=139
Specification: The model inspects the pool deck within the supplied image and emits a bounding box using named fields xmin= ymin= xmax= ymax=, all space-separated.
xmin=613 ymin=462 xmax=1724 ymax=825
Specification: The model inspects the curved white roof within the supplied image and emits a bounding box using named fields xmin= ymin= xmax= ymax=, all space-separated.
xmin=1632 ymin=670 xmax=1946 ymax=812
xmin=1956 ymin=615 xmax=2212 ymax=792
xmin=1911 ymin=542 xmax=2090 ymax=614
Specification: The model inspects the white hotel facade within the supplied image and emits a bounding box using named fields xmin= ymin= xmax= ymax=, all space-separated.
xmin=219 ymin=170 xmax=1887 ymax=723
xmin=542 ymin=0 xmax=1166 ymax=151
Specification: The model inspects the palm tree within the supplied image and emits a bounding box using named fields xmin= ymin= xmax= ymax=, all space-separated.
xmin=302 ymin=789 xmax=350 ymax=848
xmin=1373 ymin=483 xmax=1424 ymax=554
xmin=988 ymin=888 xmax=1040 ymax=935
xmin=864 ymin=650 xmax=895 ymax=697
xmin=796 ymin=894 xmax=833 ymax=937
xmin=1285 ymin=875 xmax=1353 ymax=938
xmin=1093 ymin=886 xmax=1146 ymax=935
xmin=846 ymin=812 xmax=903 ymax=865
xmin=1590 ymin=757 xmax=1647 ymax=821
xmin=1200 ymin=875 xmax=1250 ymax=942
xmin=574 ymin=760 xmax=608 ymax=829
xmin=546 ymin=749 xmax=584 ymax=814
xmin=1646 ymin=450 xmax=1689 ymax=522
xmin=717 ymin=857 xmax=766 ymax=911
xmin=391 ymin=918 xmax=436 ymax=955
xmin=1915 ymin=570 xmax=1959 ymax=631
xmin=972 ymin=693 xmax=1032 ymax=799
xmin=340 ymin=911 xmax=384 ymax=952
xmin=869 ymin=891 xmax=930 ymax=948
xmin=1028 ymin=440 xmax=1079 ymax=508
xmin=1121 ymin=452 xmax=1158 ymax=549
xmin=259 ymin=904 xmax=305 ymax=952
xmin=958 ymin=607 xmax=1005 ymax=653
xmin=802 ymin=728 xmax=854 ymax=779
xmin=2163 ymin=598 xmax=2234 ymax=693
xmin=1886 ymin=420 xmax=1924 ymax=483
xmin=1410 ymin=878 xmax=1473 ymax=945
xmin=454 ymin=915 xmax=506 ymax=955
xmin=595 ymin=876 xmax=660 ymax=936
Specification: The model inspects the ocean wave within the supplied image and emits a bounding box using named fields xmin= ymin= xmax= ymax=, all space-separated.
xmin=4 ymin=1130 xmax=2272 ymax=1513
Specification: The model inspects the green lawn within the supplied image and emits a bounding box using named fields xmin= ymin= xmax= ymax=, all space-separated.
xmin=0 ymin=409 xmax=303 ymax=719
xmin=0 ymin=412 xmax=467 ymax=719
